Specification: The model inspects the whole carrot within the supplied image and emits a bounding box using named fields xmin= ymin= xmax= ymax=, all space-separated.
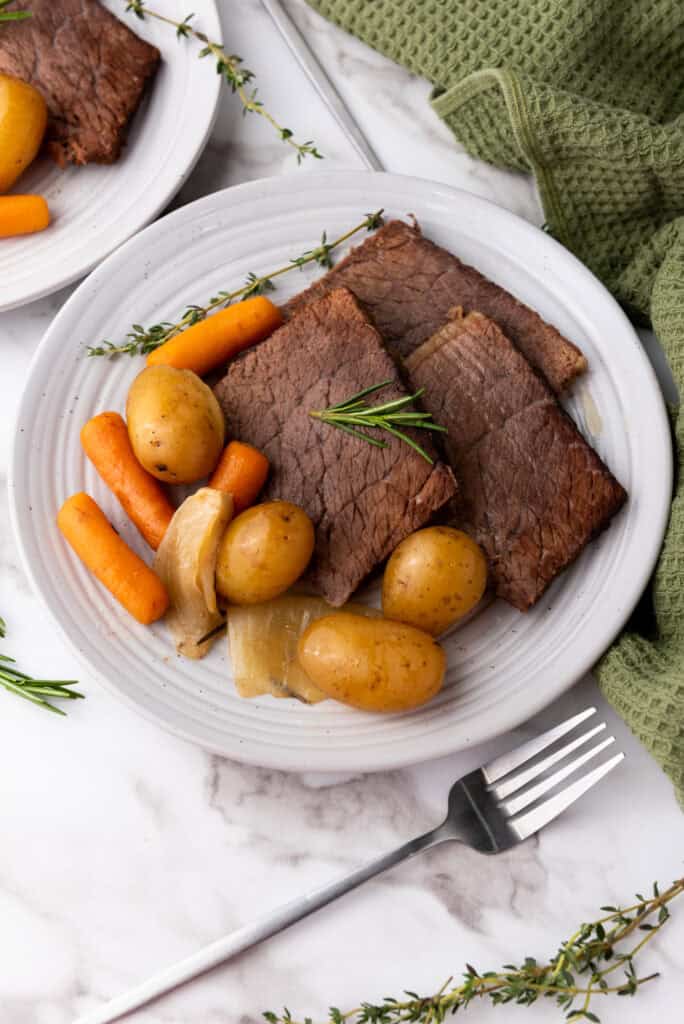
xmin=146 ymin=296 xmax=283 ymax=376
xmin=0 ymin=195 xmax=50 ymax=238
xmin=57 ymin=493 xmax=169 ymax=625
xmin=80 ymin=411 xmax=174 ymax=550
xmin=209 ymin=440 xmax=269 ymax=513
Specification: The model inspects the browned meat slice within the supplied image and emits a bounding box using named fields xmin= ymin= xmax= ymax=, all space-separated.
xmin=215 ymin=288 xmax=457 ymax=606
xmin=0 ymin=0 xmax=160 ymax=165
xmin=285 ymin=219 xmax=586 ymax=394
xmin=405 ymin=310 xmax=626 ymax=611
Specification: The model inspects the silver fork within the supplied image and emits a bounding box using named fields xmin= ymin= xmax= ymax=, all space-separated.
xmin=75 ymin=707 xmax=622 ymax=1024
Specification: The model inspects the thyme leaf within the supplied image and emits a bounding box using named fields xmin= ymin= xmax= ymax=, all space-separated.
xmin=123 ymin=2 xmax=322 ymax=163
xmin=264 ymin=878 xmax=684 ymax=1023
xmin=310 ymin=382 xmax=446 ymax=464
xmin=88 ymin=210 xmax=384 ymax=358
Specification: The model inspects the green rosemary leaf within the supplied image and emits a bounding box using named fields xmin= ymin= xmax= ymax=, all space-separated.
xmin=0 ymin=677 xmax=67 ymax=714
xmin=0 ymin=617 xmax=82 ymax=714
xmin=382 ymin=416 xmax=448 ymax=432
xmin=325 ymin=421 xmax=389 ymax=448
xmin=310 ymin=381 xmax=443 ymax=463
xmin=328 ymin=380 xmax=394 ymax=411
xmin=356 ymin=392 xmax=425 ymax=416
xmin=379 ymin=411 xmax=433 ymax=421
xmin=19 ymin=685 xmax=84 ymax=699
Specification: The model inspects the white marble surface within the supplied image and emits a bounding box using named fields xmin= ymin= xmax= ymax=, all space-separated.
xmin=1 ymin=2 xmax=684 ymax=1022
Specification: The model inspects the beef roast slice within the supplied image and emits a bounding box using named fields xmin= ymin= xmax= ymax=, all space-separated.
xmin=285 ymin=219 xmax=586 ymax=394
xmin=0 ymin=0 xmax=160 ymax=164
xmin=405 ymin=310 xmax=626 ymax=611
xmin=214 ymin=287 xmax=457 ymax=606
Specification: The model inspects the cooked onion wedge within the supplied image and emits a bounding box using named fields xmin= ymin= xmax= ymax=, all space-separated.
xmin=154 ymin=488 xmax=233 ymax=659
xmin=228 ymin=596 xmax=378 ymax=703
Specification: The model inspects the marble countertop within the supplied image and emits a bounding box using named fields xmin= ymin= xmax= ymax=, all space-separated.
xmin=2 ymin=2 xmax=684 ymax=1022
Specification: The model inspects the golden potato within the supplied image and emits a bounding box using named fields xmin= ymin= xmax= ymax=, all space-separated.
xmin=382 ymin=526 xmax=487 ymax=636
xmin=297 ymin=612 xmax=445 ymax=712
xmin=126 ymin=365 xmax=225 ymax=483
xmin=215 ymin=501 xmax=314 ymax=605
xmin=0 ymin=74 xmax=47 ymax=193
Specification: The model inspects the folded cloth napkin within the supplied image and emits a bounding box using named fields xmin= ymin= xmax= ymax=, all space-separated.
xmin=307 ymin=0 xmax=684 ymax=803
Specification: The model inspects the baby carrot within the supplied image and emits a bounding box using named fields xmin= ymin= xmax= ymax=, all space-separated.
xmin=80 ymin=411 xmax=174 ymax=550
xmin=57 ymin=493 xmax=169 ymax=625
xmin=146 ymin=296 xmax=283 ymax=376
xmin=209 ymin=440 xmax=269 ymax=512
xmin=0 ymin=195 xmax=50 ymax=238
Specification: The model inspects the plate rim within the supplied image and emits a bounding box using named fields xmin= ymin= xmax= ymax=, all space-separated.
xmin=0 ymin=0 xmax=222 ymax=312
xmin=9 ymin=169 xmax=674 ymax=770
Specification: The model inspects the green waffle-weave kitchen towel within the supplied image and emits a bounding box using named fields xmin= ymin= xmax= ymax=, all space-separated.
xmin=307 ymin=0 xmax=684 ymax=802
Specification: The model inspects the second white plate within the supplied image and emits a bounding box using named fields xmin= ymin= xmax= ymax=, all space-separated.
xmin=0 ymin=0 xmax=221 ymax=311
xmin=9 ymin=171 xmax=672 ymax=771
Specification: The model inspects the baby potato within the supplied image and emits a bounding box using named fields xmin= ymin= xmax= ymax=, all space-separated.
xmin=0 ymin=74 xmax=47 ymax=193
xmin=215 ymin=500 xmax=314 ymax=605
xmin=126 ymin=365 xmax=225 ymax=483
xmin=297 ymin=612 xmax=445 ymax=713
xmin=382 ymin=526 xmax=487 ymax=636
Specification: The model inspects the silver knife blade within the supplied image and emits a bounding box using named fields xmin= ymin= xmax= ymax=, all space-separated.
xmin=261 ymin=0 xmax=383 ymax=171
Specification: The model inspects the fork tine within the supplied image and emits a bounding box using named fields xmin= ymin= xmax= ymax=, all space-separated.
xmin=482 ymin=707 xmax=597 ymax=784
xmin=490 ymin=723 xmax=607 ymax=799
xmin=510 ymin=751 xmax=624 ymax=840
xmin=501 ymin=735 xmax=615 ymax=816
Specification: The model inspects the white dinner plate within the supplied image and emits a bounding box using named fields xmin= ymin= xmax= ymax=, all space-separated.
xmin=9 ymin=171 xmax=673 ymax=771
xmin=0 ymin=0 xmax=221 ymax=311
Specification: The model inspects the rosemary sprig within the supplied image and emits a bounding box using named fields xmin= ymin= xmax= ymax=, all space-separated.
xmin=310 ymin=381 xmax=446 ymax=464
xmin=88 ymin=210 xmax=384 ymax=358
xmin=0 ymin=0 xmax=31 ymax=22
xmin=264 ymin=878 xmax=684 ymax=1024
xmin=124 ymin=2 xmax=322 ymax=163
xmin=0 ymin=616 xmax=84 ymax=715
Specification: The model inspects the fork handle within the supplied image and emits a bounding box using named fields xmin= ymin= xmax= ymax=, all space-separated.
xmin=74 ymin=824 xmax=450 ymax=1024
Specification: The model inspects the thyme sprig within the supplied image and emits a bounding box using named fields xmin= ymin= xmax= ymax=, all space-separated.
xmin=264 ymin=878 xmax=684 ymax=1024
xmin=124 ymin=2 xmax=322 ymax=163
xmin=88 ymin=210 xmax=384 ymax=358
xmin=310 ymin=381 xmax=446 ymax=464
xmin=0 ymin=616 xmax=84 ymax=715
xmin=0 ymin=1 xmax=31 ymax=22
